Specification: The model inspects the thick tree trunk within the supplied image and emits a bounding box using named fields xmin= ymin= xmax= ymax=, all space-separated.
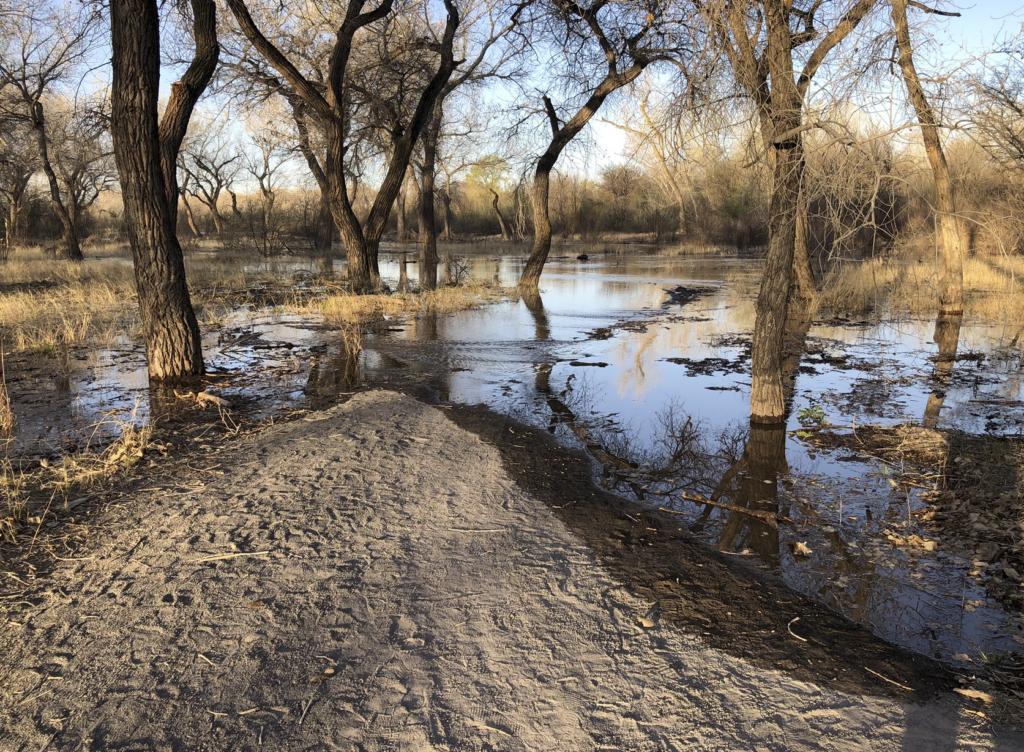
xmin=110 ymin=0 xmax=205 ymax=381
xmin=314 ymin=195 xmax=334 ymax=255
xmin=750 ymin=143 xmax=803 ymax=423
xmin=418 ymin=104 xmax=442 ymax=290
xmin=490 ymin=188 xmax=512 ymax=241
xmin=891 ymin=0 xmax=963 ymax=317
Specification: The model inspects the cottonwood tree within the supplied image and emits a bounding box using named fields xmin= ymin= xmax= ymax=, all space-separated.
xmin=226 ymin=0 xmax=461 ymax=291
xmin=695 ymin=0 xmax=880 ymax=423
xmin=517 ymin=0 xmax=687 ymax=292
xmin=0 ymin=1 xmax=97 ymax=260
xmin=890 ymin=0 xmax=963 ymax=316
xmin=110 ymin=0 xmax=219 ymax=380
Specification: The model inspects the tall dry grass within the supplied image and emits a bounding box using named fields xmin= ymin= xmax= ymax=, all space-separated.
xmin=311 ymin=282 xmax=512 ymax=326
xmin=818 ymin=255 xmax=1024 ymax=322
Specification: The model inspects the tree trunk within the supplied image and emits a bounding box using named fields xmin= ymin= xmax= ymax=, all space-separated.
xmin=518 ymin=67 xmax=646 ymax=292
xmin=396 ymin=176 xmax=408 ymax=242
xmin=158 ymin=0 xmax=219 ymax=232
xmin=314 ymin=195 xmax=334 ymax=255
xmin=490 ymin=188 xmax=512 ymax=241
xmin=110 ymin=0 xmax=206 ymax=381
xmin=519 ymin=156 xmax=555 ymax=290
xmin=209 ymin=202 xmax=224 ymax=235
xmin=789 ymin=184 xmax=817 ymax=311
xmin=181 ymin=192 xmax=201 ymax=236
xmin=750 ymin=143 xmax=803 ymax=424
xmin=418 ymin=105 xmax=442 ymax=290
xmin=891 ymin=0 xmax=963 ymax=317
xmin=31 ymin=103 xmax=82 ymax=261
xmin=440 ymin=187 xmax=453 ymax=241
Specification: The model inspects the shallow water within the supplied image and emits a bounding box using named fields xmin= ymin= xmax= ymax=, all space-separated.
xmin=5 ymin=246 xmax=1023 ymax=664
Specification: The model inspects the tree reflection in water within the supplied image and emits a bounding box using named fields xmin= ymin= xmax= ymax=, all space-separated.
xmin=923 ymin=313 xmax=962 ymax=428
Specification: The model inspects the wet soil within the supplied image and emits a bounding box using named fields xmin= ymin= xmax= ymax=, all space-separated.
xmin=444 ymin=402 xmax=959 ymax=700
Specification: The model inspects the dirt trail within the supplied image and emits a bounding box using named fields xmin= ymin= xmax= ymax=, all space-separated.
xmin=1 ymin=390 xmax=1021 ymax=751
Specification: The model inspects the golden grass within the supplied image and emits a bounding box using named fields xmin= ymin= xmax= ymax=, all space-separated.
xmin=311 ymin=282 xmax=512 ymax=326
xmin=819 ymin=255 xmax=1024 ymax=322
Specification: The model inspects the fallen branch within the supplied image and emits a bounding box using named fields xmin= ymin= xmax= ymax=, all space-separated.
xmin=669 ymin=493 xmax=782 ymax=529
xmin=196 ymin=551 xmax=270 ymax=563
xmin=865 ymin=666 xmax=915 ymax=692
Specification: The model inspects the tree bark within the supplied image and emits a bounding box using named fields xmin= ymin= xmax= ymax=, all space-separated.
xmin=789 ymin=183 xmax=817 ymax=311
xmin=923 ymin=313 xmax=961 ymax=427
xmin=419 ymin=104 xmax=442 ymax=267
xmin=158 ymin=0 xmax=219 ymax=232
xmin=748 ymin=0 xmax=805 ymax=425
xmin=110 ymin=0 xmax=210 ymax=381
xmin=891 ymin=0 xmax=963 ymax=316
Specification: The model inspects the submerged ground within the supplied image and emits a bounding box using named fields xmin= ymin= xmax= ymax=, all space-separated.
xmin=2 ymin=391 xmax=1021 ymax=751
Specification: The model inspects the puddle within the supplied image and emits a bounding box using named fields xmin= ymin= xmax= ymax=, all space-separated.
xmin=4 ymin=246 xmax=1023 ymax=665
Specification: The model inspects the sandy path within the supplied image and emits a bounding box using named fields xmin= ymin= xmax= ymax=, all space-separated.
xmin=0 ymin=390 xmax=1021 ymax=751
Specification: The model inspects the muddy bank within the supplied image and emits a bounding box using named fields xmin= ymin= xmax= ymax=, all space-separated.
xmin=2 ymin=390 xmax=1022 ymax=751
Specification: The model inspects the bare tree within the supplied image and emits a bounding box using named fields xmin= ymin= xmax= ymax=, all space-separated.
xmin=47 ymin=94 xmax=117 ymax=243
xmin=226 ymin=0 xmax=461 ymax=291
xmin=696 ymin=0 xmax=880 ymax=423
xmin=179 ymin=113 xmax=241 ymax=235
xmin=110 ymin=0 xmax=219 ymax=380
xmin=890 ymin=0 xmax=963 ymax=317
xmin=518 ymin=0 xmax=683 ymax=292
xmin=0 ymin=2 xmax=97 ymax=260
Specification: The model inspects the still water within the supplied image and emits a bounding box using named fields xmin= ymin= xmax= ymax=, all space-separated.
xmin=6 ymin=246 xmax=1024 ymax=664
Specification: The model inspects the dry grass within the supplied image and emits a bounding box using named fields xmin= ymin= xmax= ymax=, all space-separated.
xmin=819 ymin=255 xmax=1024 ymax=322
xmin=0 ymin=404 xmax=151 ymax=544
xmin=311 ymin=282 xmax=512 ymax=326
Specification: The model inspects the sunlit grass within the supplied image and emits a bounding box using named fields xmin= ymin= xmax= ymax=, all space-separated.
xmin=819 ymin=255 xmax=1024 ymax=322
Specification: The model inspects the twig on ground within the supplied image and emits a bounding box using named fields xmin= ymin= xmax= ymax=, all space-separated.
xmin=788 ymin=617 xmax=808 ymax=642
xmin=196 ymin=551 xmax=270 ymax=563
xmin=865 ymin=666 xmax=915 ymax=691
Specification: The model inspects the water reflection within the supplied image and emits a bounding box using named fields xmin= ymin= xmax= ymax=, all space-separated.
xmin=923 ymin=314 xmax=963 ymax=428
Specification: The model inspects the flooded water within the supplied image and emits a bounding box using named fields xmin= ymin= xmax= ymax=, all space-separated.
xmin=5 ymin=246 xmax=1024 ymax=664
